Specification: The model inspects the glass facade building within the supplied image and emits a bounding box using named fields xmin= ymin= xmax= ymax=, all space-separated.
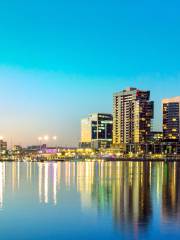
xmin=80 ymin=113 xmax=113 ymax=149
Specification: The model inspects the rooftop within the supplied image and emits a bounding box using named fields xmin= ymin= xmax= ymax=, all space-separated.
xmin=162 ymin=96 xmax=180 ymax=104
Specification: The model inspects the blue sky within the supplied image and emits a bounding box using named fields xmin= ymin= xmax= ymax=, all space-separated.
xmin=0 ymin=0 xmax=179 ymax=146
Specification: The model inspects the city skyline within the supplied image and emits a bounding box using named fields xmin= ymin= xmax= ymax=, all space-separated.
xmin=0 ymin=67 xmax=180 ymax=147
xmin=1 ymin=1 xmax=180 ymax=240
xmin=0 ymin=0 xmax=180 ymax=146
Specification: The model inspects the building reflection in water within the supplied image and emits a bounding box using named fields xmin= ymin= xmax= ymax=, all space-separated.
xmin=0 ymin=162 xmax=5 ymax=209
xmin=162 ymin=162 xmax=180 ymax=221
xmin=76 ymin=161 xmax=95 ymax=209
xmin=111 ymin=162 xmax=152 ymax=235
xmin=0 ymin=161 xmax=179 ymax=233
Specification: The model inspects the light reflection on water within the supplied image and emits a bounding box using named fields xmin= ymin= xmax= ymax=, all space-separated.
xmin=0 ymin=161 xmax=180 ymax=239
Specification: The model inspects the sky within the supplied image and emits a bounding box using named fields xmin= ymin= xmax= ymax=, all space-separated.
xmin=0 ymin=0 xmax=179 ymax=146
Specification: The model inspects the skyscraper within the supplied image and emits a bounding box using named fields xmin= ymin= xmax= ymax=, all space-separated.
xmin=113 ymin=87 xmax=154 ymax=146
xmin=80 ymin=113 xmax=113 ymax=149
xmin=162 ymin=97 xmax=180 ymax=142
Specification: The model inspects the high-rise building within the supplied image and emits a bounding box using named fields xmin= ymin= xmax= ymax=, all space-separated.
xmin=80 ymin=113 xmax=113 ymax=149
xmin=113 ymin=87 xmax=154 ymax=145
xmin=162 ymin=97 xmax=180 ymax=142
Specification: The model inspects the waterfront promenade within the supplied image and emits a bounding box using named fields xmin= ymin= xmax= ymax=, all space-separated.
xmin=0 ymin=150 xmax=180 ymax=162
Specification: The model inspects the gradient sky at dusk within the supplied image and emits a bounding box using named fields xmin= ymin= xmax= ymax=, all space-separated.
xmin=0 ymin=0 xmax=179 ymax=146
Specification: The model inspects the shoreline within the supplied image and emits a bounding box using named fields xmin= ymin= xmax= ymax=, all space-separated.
xmin=0 ymin=157 xmax=180 ymax=162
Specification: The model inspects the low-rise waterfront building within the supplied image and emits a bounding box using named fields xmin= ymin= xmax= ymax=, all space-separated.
xmin=149 ymin=131 xmax=163 ymax=143
xmin=13 ymin=145 xmax=23 ymax=152
xmin=0 ymin=140 xmax=7 ymax=155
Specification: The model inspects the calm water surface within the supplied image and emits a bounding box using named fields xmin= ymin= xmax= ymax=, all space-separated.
xmin=0 ymin=161 xmax=180 ymax=240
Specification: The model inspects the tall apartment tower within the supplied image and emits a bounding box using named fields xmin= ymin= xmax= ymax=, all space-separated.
xmin=80 ymin=113 xmax=113 ymax=149
xmin=113 ymin=87 xmax=154 ymax=145
xmin=162 ymin=97 xmax=180 ymax=142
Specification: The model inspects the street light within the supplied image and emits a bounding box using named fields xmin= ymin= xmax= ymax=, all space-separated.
xmin=44 ymin=135 xmax=49 ymax=141
xmin=37 ymin=136 xmax=43 ymax=153
xmin=38 ymin=137 xmax=42 ymax=142
xmin=52 ymin=136 xmax=57 ymax=141
xmin=52 ymin=136 xmax=58 ymax=151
